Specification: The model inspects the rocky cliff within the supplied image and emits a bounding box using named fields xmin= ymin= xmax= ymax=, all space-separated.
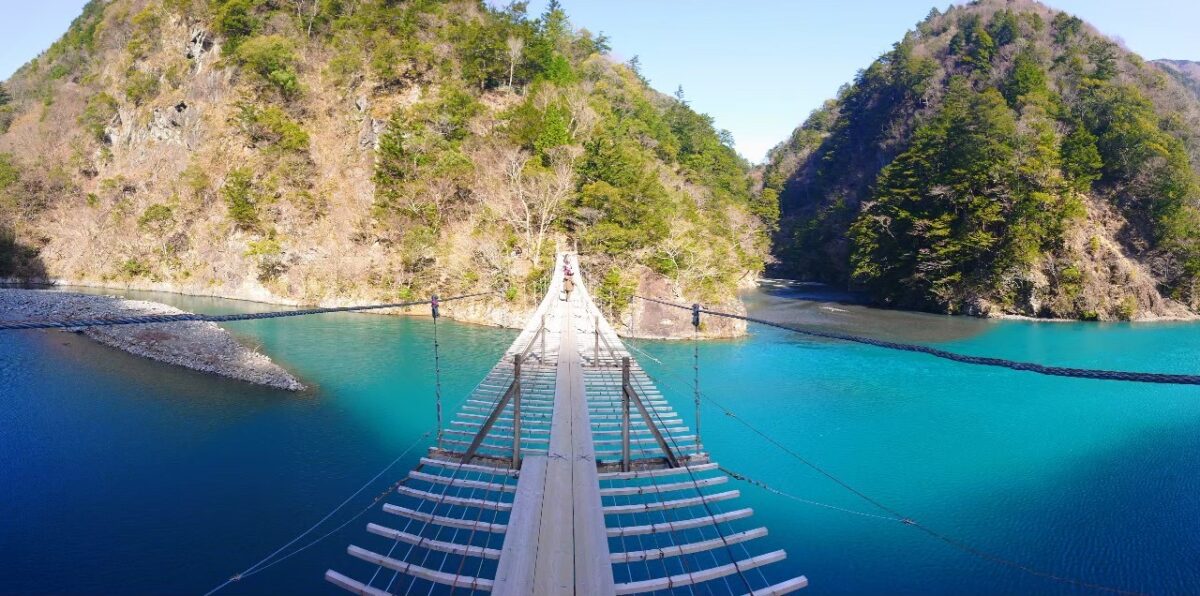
xmin=764 ymin=0 xmax=1200 ymax=321
xmin=0 ymin=0 xmax=769 ymax=337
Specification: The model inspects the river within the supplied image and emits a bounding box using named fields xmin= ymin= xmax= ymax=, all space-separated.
xmin=2 ymin=284 xmax=1198 ymax=594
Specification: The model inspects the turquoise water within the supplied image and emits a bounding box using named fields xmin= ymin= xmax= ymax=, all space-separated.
xmin=3 ymin=286 xmax=1200 ymax=594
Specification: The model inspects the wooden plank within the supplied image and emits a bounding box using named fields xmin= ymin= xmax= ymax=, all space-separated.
xmin=568 ymin=299 xmax=615 ymax=596
xmin=394 ymin=485 xmax=512 ymax=511
xmin=324 ymin=569 xmax=391 ymax=596
xmin=599 ymin=475 xmax=727 ymax=496
xmin=365 ymin=523 xmax=502 ymax=559
xmin=594 ymin=435 xmax=695 ymax=446
xmin=382 ymin=504 xmax=507 ymax=533
xmin=408 ymin=470 xmax=515 ymax=493
xmin=611 ymin=527 xmax=768 ymax=563
xmin=419 ymin=456 xmax=519 ymax=476
xmin=613 ymin=549 xmax=788 ymax=594
xmin=347 ymin=544 xmax=495 ymax=591
xmin=598 ymin=462 xmax=719 ymax=480
xmin=531 ymin=295 xmax=580 ymax=596
xmin=743 ymin=576 xmax=810 ymax=595
xmin=607 ymin=508 xmax=754 ymax=537
xmin=492 ymin=455 xmax=548 ymax=596
xmin=603 ymin=490 xmax=739 ymax=515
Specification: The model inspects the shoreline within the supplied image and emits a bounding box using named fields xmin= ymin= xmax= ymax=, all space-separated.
xmin=0 ymin=288 xmax=306 ymax=391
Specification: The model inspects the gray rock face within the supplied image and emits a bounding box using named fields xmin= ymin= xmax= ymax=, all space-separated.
xmin=0 ymin=289 xmax=305 ymax=391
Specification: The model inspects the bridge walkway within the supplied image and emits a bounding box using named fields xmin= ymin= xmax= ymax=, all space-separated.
xmin=325 ymin=254 xmax=807 ymax=595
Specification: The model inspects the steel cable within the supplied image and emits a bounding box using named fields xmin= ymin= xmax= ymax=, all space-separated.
xmin=0 ymin=292 xmax=494 ymax=331
xmin=636 ymin=294 xmax=1200 ymax=386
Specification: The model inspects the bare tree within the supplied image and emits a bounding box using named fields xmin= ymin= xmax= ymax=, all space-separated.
xmin=486 ymin=146 xmax=577 ymax=264
xmin=506 ymin=36 xmax=525 ymax=88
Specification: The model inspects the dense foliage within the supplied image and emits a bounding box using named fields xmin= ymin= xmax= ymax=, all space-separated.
xmin=765 ymin=1 xmax=1200 ymax=318
xmin=0 ymin=0 xmax=767 ymax=317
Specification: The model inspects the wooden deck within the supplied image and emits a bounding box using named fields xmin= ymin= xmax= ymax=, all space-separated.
xmin=325 ymin=253 xmax=807 ymax=595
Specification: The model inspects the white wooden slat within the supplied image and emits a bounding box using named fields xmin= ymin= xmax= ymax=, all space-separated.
xmin=347 ymin=545 xmax=495 ymax=591
xmin=382 ymin=504 xmax=507 ymax=533
xmin=394 ymin=485 xmax=512 ymax=511
xmin=607 ymin=508 xmax=754 ymax=537
xmin=324 ymin=569 xmax=391 ymax=596
xmin=742 ymin=576 xmax=810 ymax=595
xmin=600 ymin=475 xmax=727 ymax=497
xmin=613 ymin=549 xmax=788 ymax=594
xmin=419 ymin=456 xmax=519 ymax=476
xmin=598 ymin=462 xmax=719 ymax=480
xmin=365 ymin=523 xmax=502 ymax=560
xmin=408 ymin=470 xmax=516 ymax=493
xmin=603 ymin=490 xmax=740 ymax=515
xmin=611 ymin=527 xmax=768 ymax=563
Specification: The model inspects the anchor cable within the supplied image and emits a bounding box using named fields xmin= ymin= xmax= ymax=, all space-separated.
xmin=635 ymin=295 xmax=1200 ymax=386
xmin=203 ymin=429 xmax=433 ymax=595
xmin=621 ymin=340 xmax=1147 ymax=596
xmin=0 ymin=292 xmax=494 ymax=331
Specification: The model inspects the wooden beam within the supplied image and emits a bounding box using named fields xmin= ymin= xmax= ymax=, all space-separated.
xmin=599 ymin=475 xmax=727 ymax=497
xmin=324 ymin=570 xmax=390 ymax=596
xmin=611 ymin=527 xmax=768 ymax=563
xmin=394 ymin=485 xmax=512 ymax=511
xmin=742 ymin=576 xmax=810 ymax=595
xmin=419 ymin=456 xmax=519 ymax=476
xmin=613 ymin=549 xmax=787 ymax=594
xmin=407 ymin=470 xmax=515 ymax=493
xmin=607 ymin=508 xmax=754 ymax=537
xmin=598 ymin=462 xmax=719 ymax=481
xmin=365 ymin=523 xmax=502 ymax=559
xmin=382 ymin=504 xmax=507 ymax=533
xmin=346 ymin=545 xmax=495 ymax=591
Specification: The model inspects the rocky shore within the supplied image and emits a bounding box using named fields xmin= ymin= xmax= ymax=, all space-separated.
xmin=0 ymin=289 xmax=304 ymax=390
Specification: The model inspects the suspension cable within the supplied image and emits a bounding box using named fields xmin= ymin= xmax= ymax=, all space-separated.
xmin=692 ymin=303 xmax=702 ymax=452
xmin=204 ymin=429 xmax=434 ymax=595
xmin=431 ymin=295 xmax=444 ymax=448
xmin=620 ymin=340 xmax=1147 ymax=596
xmin=0 ymin=292 xmax=494 ymax=331
xmin=635 ymin=295 xmax=1200 ymax=386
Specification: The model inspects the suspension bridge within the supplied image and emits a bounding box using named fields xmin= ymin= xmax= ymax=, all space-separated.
xmin=323 ymin=253 xmax=807 ymax=595
xmin=5 ymin=251 xmax=1182 ymax=596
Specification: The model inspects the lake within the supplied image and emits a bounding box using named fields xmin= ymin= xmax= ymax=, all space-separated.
xmin=2 ymin=284 xmax=1198 ymax=594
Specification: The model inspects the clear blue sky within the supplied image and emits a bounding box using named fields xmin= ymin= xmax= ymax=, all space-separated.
xmin=3 ymin=0 xmax=1199 ymax=162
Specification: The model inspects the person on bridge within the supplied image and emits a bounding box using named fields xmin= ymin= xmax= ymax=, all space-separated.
xmin=563 ymin=263 xmax=575 ymax=301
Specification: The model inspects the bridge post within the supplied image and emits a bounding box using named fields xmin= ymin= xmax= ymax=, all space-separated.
xmin=540 ymin=314 xmax=546 ymax=361
xmin=621 ymin=356 xmax=631 ymax=472
xmin=594 ymin=317 xmax=601 ymax=365
xmin=512 ymin=354 xmax=522 ymax=469
xmin=693 ymin=303 xmax=702 ymax=453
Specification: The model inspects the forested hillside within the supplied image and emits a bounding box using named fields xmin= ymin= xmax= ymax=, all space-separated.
xmin=1155 ymin=59 xmax=1200 ymax=101
xmin=764 ymin=0 xmax=1200 ymax=320
xmin=0 ymin=0 xmax=769 ymax=336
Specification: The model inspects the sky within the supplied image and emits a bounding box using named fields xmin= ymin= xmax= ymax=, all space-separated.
xmin=2 ymin=0 xmax=1199 ymax=163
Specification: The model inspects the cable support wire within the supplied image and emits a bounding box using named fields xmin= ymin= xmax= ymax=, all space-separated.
xmin=204 ymin=430 xmax=434 ymax=595
xmin=635 ymin=294 xmax=1200 ymax=386
xmin=619 ymin=340 xmax=1147 ymax=596
xmin=0 ymin=292 xmax=494 ymax=331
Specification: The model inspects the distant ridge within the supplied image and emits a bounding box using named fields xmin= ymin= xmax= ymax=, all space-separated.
xmin=1154 ymin=59 xmax=1200 ymax=100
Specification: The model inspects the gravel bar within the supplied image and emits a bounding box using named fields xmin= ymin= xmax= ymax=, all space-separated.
xmin=0 ymin=289 xmax=304 ymax=391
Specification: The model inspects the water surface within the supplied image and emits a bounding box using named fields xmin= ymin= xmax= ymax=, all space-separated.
xmin=3 ymin=285 xmax=1199 ymax=594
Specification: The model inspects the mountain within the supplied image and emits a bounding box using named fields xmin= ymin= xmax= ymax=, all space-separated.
xmin=764 ymin=0 xmax=1200 ymax=321
xmin=0 ymin=0 xmax=770 ymax=336
xmin=1154 ymin=59 xmax=1200 ymax=101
